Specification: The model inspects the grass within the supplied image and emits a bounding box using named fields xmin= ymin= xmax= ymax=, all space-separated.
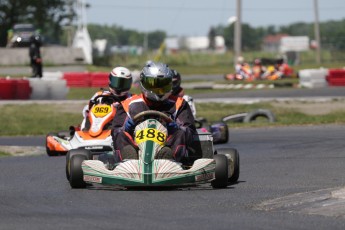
xmin=196 ymin=102 xmax=345 ymax=127
xmin=1 ymin=101 xmax=344 ymax=136
xmin=0 ymin=104 xmax=83 ymax=136
xmin=0 ymin=151 xmax=10 ymax=157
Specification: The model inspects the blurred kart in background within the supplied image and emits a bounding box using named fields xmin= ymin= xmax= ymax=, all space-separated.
xmin=224 ymin=58 xmax=294 ymax=81
xmin=45 ymin=94 xmax=117 ymax=157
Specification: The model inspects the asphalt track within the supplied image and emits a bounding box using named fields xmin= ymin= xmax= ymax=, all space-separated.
xmin=1 ymin=125 xmax=345 ymax=230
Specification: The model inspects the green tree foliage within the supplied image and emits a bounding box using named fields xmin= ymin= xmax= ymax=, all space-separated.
xmin=0 ymin=0 xmax=74 ymax=46
xmin=88 ymin=23 xmax=165 ymax=49
xmin=218 ymin=19 xmax=345 ymax=52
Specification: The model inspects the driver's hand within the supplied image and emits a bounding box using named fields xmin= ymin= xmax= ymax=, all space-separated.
xmin=167 ymin=122 xmax=179 ymax=135
xmin=125 ymin=118 xmax=136 ymax=135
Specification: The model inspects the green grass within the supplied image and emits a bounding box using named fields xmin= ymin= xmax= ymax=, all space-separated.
xmin=0 ymin=104 xmax=83 ymax=136
xmin=196 ymin=102 xmax=345 ymax=127
xmin=1 ymin=101 xmax=345 ymax=136
xmin=0 ymin=151 xmax=10 ymax=157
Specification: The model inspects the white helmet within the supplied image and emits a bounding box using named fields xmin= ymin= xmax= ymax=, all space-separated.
xmin=237 ymin=56 xmax=244 ymax=64
xmin=108 ymin=67 xmax=132 ymax=96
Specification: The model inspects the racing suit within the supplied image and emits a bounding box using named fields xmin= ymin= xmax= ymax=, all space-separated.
xmin=29 ymin=41 xmax=42 ymax=78
xmin=112 ymin=94 xmax=196 ymax=162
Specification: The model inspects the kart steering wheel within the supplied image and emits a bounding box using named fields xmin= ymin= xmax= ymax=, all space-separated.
xmin=133 ymin=110 xmax=173 ymax=123
xmin=92 ymin=94 xmax=117 ymax=105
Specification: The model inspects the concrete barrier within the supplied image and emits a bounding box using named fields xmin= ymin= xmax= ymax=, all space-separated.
xmin=0 ymin=47 xmax=87 ymax=65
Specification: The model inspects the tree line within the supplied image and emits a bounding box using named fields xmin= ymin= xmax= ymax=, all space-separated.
xmin=1 ymin=1 xmax=345 ymax=51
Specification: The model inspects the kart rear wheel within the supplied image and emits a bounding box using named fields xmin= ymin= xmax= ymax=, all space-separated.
xmin=211 ymin=154 xmax=229 ymax=189
xmin=69 ymin=154 xmax=87 ymax=188
xmin=216 ymin=148 xmax=240 ymax=184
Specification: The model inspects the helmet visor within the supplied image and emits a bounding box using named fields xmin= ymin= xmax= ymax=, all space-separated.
xmin=141 ymin=76 xmax=172 ymax=96
xmin=109 ymin=77 xmax=132 ymax=92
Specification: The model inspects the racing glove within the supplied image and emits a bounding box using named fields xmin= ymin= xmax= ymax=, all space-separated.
xmin=167 ymin=122 xmax=179 ymax=135
xmin=125 ymin=118 xmax=136 ymax=135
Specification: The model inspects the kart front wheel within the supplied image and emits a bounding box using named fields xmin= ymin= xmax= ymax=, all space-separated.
xmin=211 ymin=154 xmax=229 ymax=188
xmin=69 ymin=154 xmax=87 ymax=188
xmin=66 ymin=149 xmax=91 ymax=181
xmin=228 ymin=148 xmax=240 ymax=184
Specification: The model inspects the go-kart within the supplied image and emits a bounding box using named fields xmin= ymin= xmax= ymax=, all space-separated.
xmin=67 ymin=110 xmax=239 ymax=189
xmin=45 ymin=94 xmax=117 ymax=157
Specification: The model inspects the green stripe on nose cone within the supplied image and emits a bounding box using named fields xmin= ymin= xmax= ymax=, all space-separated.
xmin=142 ymin=119 xmax=157 ymax=185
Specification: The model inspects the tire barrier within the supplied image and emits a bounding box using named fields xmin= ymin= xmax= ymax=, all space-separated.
xmin=90 ymin=72 xmax=109 ymax=88
xmin=326 ymin=69 xmax=345 ymax=86
xmin=16 ymin=79 xmax=32 ymax=99
xmin=63 ymin=72 xmax=91 ymax=87
xmin=243 ymin=109 xmax=276 ymax=123
xmin=28 ymin=78 xmax=69 ymax=100
xmin=222 ymin=109 xmax=276 ymax=123
xmin=62 ymin=72 xmax=109 ymax=88
xmin=298 ymin=68 xmax=328 ymax=88
xmin=0 ymin=78 xmax=31 ymax=99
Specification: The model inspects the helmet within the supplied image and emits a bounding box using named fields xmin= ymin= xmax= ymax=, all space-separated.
xmin=254 ymin=58 xmax=261 ymax=65
xmin=30 ymin=34 xmax=41 ymax=45
xmin=140 ymin=62 xmax=173 ymax=102
xmin=108 ymin=67 xmax=132 ymax=96
xmin=172 ymin=69 xmax=181 ymax=95
xmin=237 ymin=56 xmax=244 ymax=64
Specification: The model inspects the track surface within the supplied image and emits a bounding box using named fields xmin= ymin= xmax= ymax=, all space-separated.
xmin=1 ymin=125 xmax=345 ymax=229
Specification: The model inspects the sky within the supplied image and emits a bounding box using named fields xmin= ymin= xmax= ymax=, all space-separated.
xmin=84 ymin=0 xmax=345 ymax=37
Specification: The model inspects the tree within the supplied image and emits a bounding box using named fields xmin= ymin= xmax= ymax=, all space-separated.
xmin=0 ymin=0 xmax=75 ymax=46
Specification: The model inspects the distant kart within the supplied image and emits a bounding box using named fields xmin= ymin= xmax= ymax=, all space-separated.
xmin=67 ymin=110 xmax=240 ymax=189
xmin=45 ymin=94 xmax=117 ymax=157
xmin=183 ymin=95 xmax=229 ymax=144
xmin=224 ymin=58 xmax=294 ymax=81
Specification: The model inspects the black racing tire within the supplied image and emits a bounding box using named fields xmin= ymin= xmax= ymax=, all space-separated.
xmin=211 ymin=154 xmax=229 ymax=189
xmin=69 ymin=154 xmax=87 ymax=188
xmin=228 ymin=148 xmax=240 ymax=184
xmin=65 ymin=151 xmax=70 ymax=181
xmin=222 ymin=113 xmax=247 ymax=123
xmin=66 ymin=149 xmax=91 ymax=181
xmin=216 ymin=148 xmax=240 ymax=184
xmin=243 ymin=109 xmax=275 ymax=123
xmin=57 ymin=130 xmax=70 ymax=139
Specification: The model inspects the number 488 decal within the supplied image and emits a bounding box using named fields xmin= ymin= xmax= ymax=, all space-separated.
xmin=135 ymin=128 xmax=166 ymax=145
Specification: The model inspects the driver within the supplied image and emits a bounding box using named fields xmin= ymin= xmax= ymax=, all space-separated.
xmin=111 ymin=61 xmax=196 ymax=162
xmin=80 ymin=66 xmax=133 ymax=131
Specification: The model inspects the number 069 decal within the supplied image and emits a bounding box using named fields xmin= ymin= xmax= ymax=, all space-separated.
xmin=135 ymin=128 xmax=166 ymax=145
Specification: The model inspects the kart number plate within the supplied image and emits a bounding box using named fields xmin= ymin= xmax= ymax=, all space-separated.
xmin=135 ymin=128 xmax=166 ymax=146
xmin=91 ymin=105 xmax=112 ymax=118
